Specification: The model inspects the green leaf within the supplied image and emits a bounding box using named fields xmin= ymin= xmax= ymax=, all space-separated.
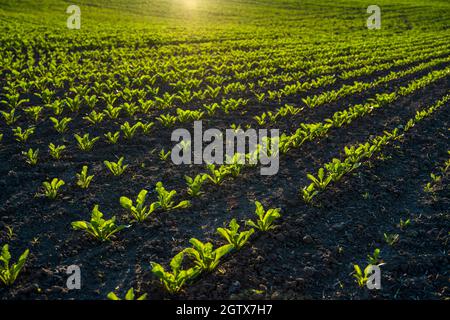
xmin=214 ymin=244 xmax=233 ymax=260
xmin=71 ymin=221 xmax=88 ymax=230
xmin=353 ymin=264 xmax=362 ymax=276
xmin=120 ymin=196 xmax=133 ymax=210
xmin=170 ymin=252 xmax=184 ymax=273
xmin=125 ymin=288 xmax=135 ymax=300
xmin=136 ymin=190 xmax=148 ymax=206
xmin=107 ymin=292 xmax=120 ymax=300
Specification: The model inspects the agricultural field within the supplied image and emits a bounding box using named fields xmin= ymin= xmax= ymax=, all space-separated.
xmin=0 ymin=0 xmax=449 ymax=301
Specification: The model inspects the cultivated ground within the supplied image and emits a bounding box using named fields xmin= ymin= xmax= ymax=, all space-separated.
xmin=0 ymin=0 xmax=449 ymax=300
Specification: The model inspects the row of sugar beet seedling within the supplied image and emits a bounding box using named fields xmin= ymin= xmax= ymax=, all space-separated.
xmin=170 ymin=42 xmax=450 ymax=124
xmin=154 ymin=65 xmax=450 ymax=212
xmin=301 ymin=92 xmax=450 ymax=205
xmin=107 ymin=89 xmax=450 ymax=298
xmin=3 ymin=34 xmax=445 ymax=133
xmin=5 ymin=60 xmax=450 ymax=171
xmin=299 ymin=93 xmax=450 ymax=288
xmin=4 ymin=120 xmax=153 ymax=165
xmin=11 ymin=113 xmax=157 ymax=164
xmin=2 ymin=91 xmax=449 ymax=299
xmin=3 ymin=32 xmax=446 ymax=102
xmin=3 ymin=30 xmax=439 ymax=102
xmin=106 ymin=194 xmax=305 ymax=299
xmin=92 ymin=43 xmax=450 ymax=122
xmin=103 ymin=74 xmax=448 ymax=293
xmin=0 ymin=66 xmax=435 ymax=167
xmin=231 ymin=35 xmax=443 ymax=101
xmin=338 ymin=42 xmax=450 ymax=80
xmin=251 ymin=54 xmax=450 ymax=125
xmin=126 ymin=68 xmax=450 ymax=243
xmin=264 ymin=65 xmax=450 ymax=161
xmin=2 ymin=39 xmax=448 ymax=153
xmin=0 ymin=47 xmax=311 ymax=119
xmin=0 ymin=181 xmax=190 ymax=288
xmin=143 ymin=67 xmax=450 ymax=295
xmin=233 ymin=38 xmax=450 ymax=105
xmin=296 ymin=68 xmax=450 ymax=202
xmin=259 ymin=43 xmax=450 ymax=105
xmin=170 ymin=60 xmax=450 ymax=178
xmin=158 ymin=66 xmax=450 ymax=202
xmin=147 ymin=200 xmax=281 ymax=296
xmin=0 ymin=193 xmax=280 ymax=299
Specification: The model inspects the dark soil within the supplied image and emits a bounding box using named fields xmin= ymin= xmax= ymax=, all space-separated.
xmin=0 ymin=60 xmax=449 ymax=300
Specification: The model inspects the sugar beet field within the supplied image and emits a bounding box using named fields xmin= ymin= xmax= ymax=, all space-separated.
xmin=0 ymin=0 xmax=449 ymax=301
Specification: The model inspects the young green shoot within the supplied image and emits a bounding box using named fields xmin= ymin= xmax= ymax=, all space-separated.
xmin=353 ymin=264 xmax=372 ymax=288
xmin=1 ymin=109 xmax=20 ymax=125
xmin=205 ymin=164 xmax=229 ymax=185
xmin=185 ymin=174 xmax=207 ymax=197
xmin=0 ymin=244 xmax=29 ymax=286
xmin=120 ymin=122 xmax=141 ymax=140
xmin=307 ymin=168 xmax=332 ymax=190
xmin=48 ymin=143 xmax=66 ymax=160
xmin=107 ymin=288 xmax=147 ymax=300
xmin=74 ymin=133 xmax=99 ymax=151
xmin=13 ymin=127 xmax=35 ymax=143
xmin=183 ymin=238 xmax=233 ymax=272
xmin=367 ymin=248 xmax=382 ymax=265
xmin=398 ymin=218 xmax=411 ymax=230
xmin=120 ymin=189 xmax=158 ymax=222
xmin=151 ymin=252 xmax=200 ymax=294
xmin=22 ymin=148 xmax=39 ymax=166
xmin=42 ymin=178 xmax=65 ymax=199
xmin=4 ymin=226 xmax=15 ymax=241
xmin=384 ymin=233 xmax=399 ymax=246
xmin=76 ymin=166 xmax=94 ymax=189
xmin=104 ymin=157 xmax=128 ymax=176
xmin=154 ymin=182 xmax=190 ymax=211
xmin=159 ymin=149 xmax=171 ymax=161
xmin=246 ymin=201 xmax=281 ymax=232
xmin=50 ymin=117 xmax=72 ymax=134
xmin=71 ymin=205 xmax=129 ymax=241
xmin=104 ymin=131 xmax=120 ymax=144
xmin=217 ymin=219 xmax=254 ymax=250
xmin=301 ymin=183 xmax=319 ymax=204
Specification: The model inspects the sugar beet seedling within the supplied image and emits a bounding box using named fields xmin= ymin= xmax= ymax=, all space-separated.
xmin=151 ymin=252 xmax=200 ymax=294
xmin=107 ymin=288 xmax=147 ymax=300
xmin=42 ymin=178 xmax=65 ymax=199
xmin=120 ymin=189 xmax=159 ymax=222
xmin=76 ymin=166 xmax=94 ymax=189
xmin=154 ymin=182 xmax=191 ymax=211
xmin=217 ymin=219 xmax=254 ymax=250
xmin=104 ymin=157 xmax=128 ymax=176
xmin=0 ymin=244 xmax=29 ymax=287
xmin=71 ymin=205 xmax=129 ymax=241
xmin=246 ymin=201 xmax=281 ymax=232
xmin=183 ymin=238 xmax=233 ymax=272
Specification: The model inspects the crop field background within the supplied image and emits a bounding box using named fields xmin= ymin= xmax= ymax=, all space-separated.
xmin=0 ymin=0 xmax=449 ymax=300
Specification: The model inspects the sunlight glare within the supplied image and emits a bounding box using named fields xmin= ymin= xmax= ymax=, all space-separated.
xmin=180 ymin=0 xmax=199 ymax=10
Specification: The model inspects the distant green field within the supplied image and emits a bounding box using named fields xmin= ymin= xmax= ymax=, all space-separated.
xmin=2 ymin=0 xmax=450 ymax=35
